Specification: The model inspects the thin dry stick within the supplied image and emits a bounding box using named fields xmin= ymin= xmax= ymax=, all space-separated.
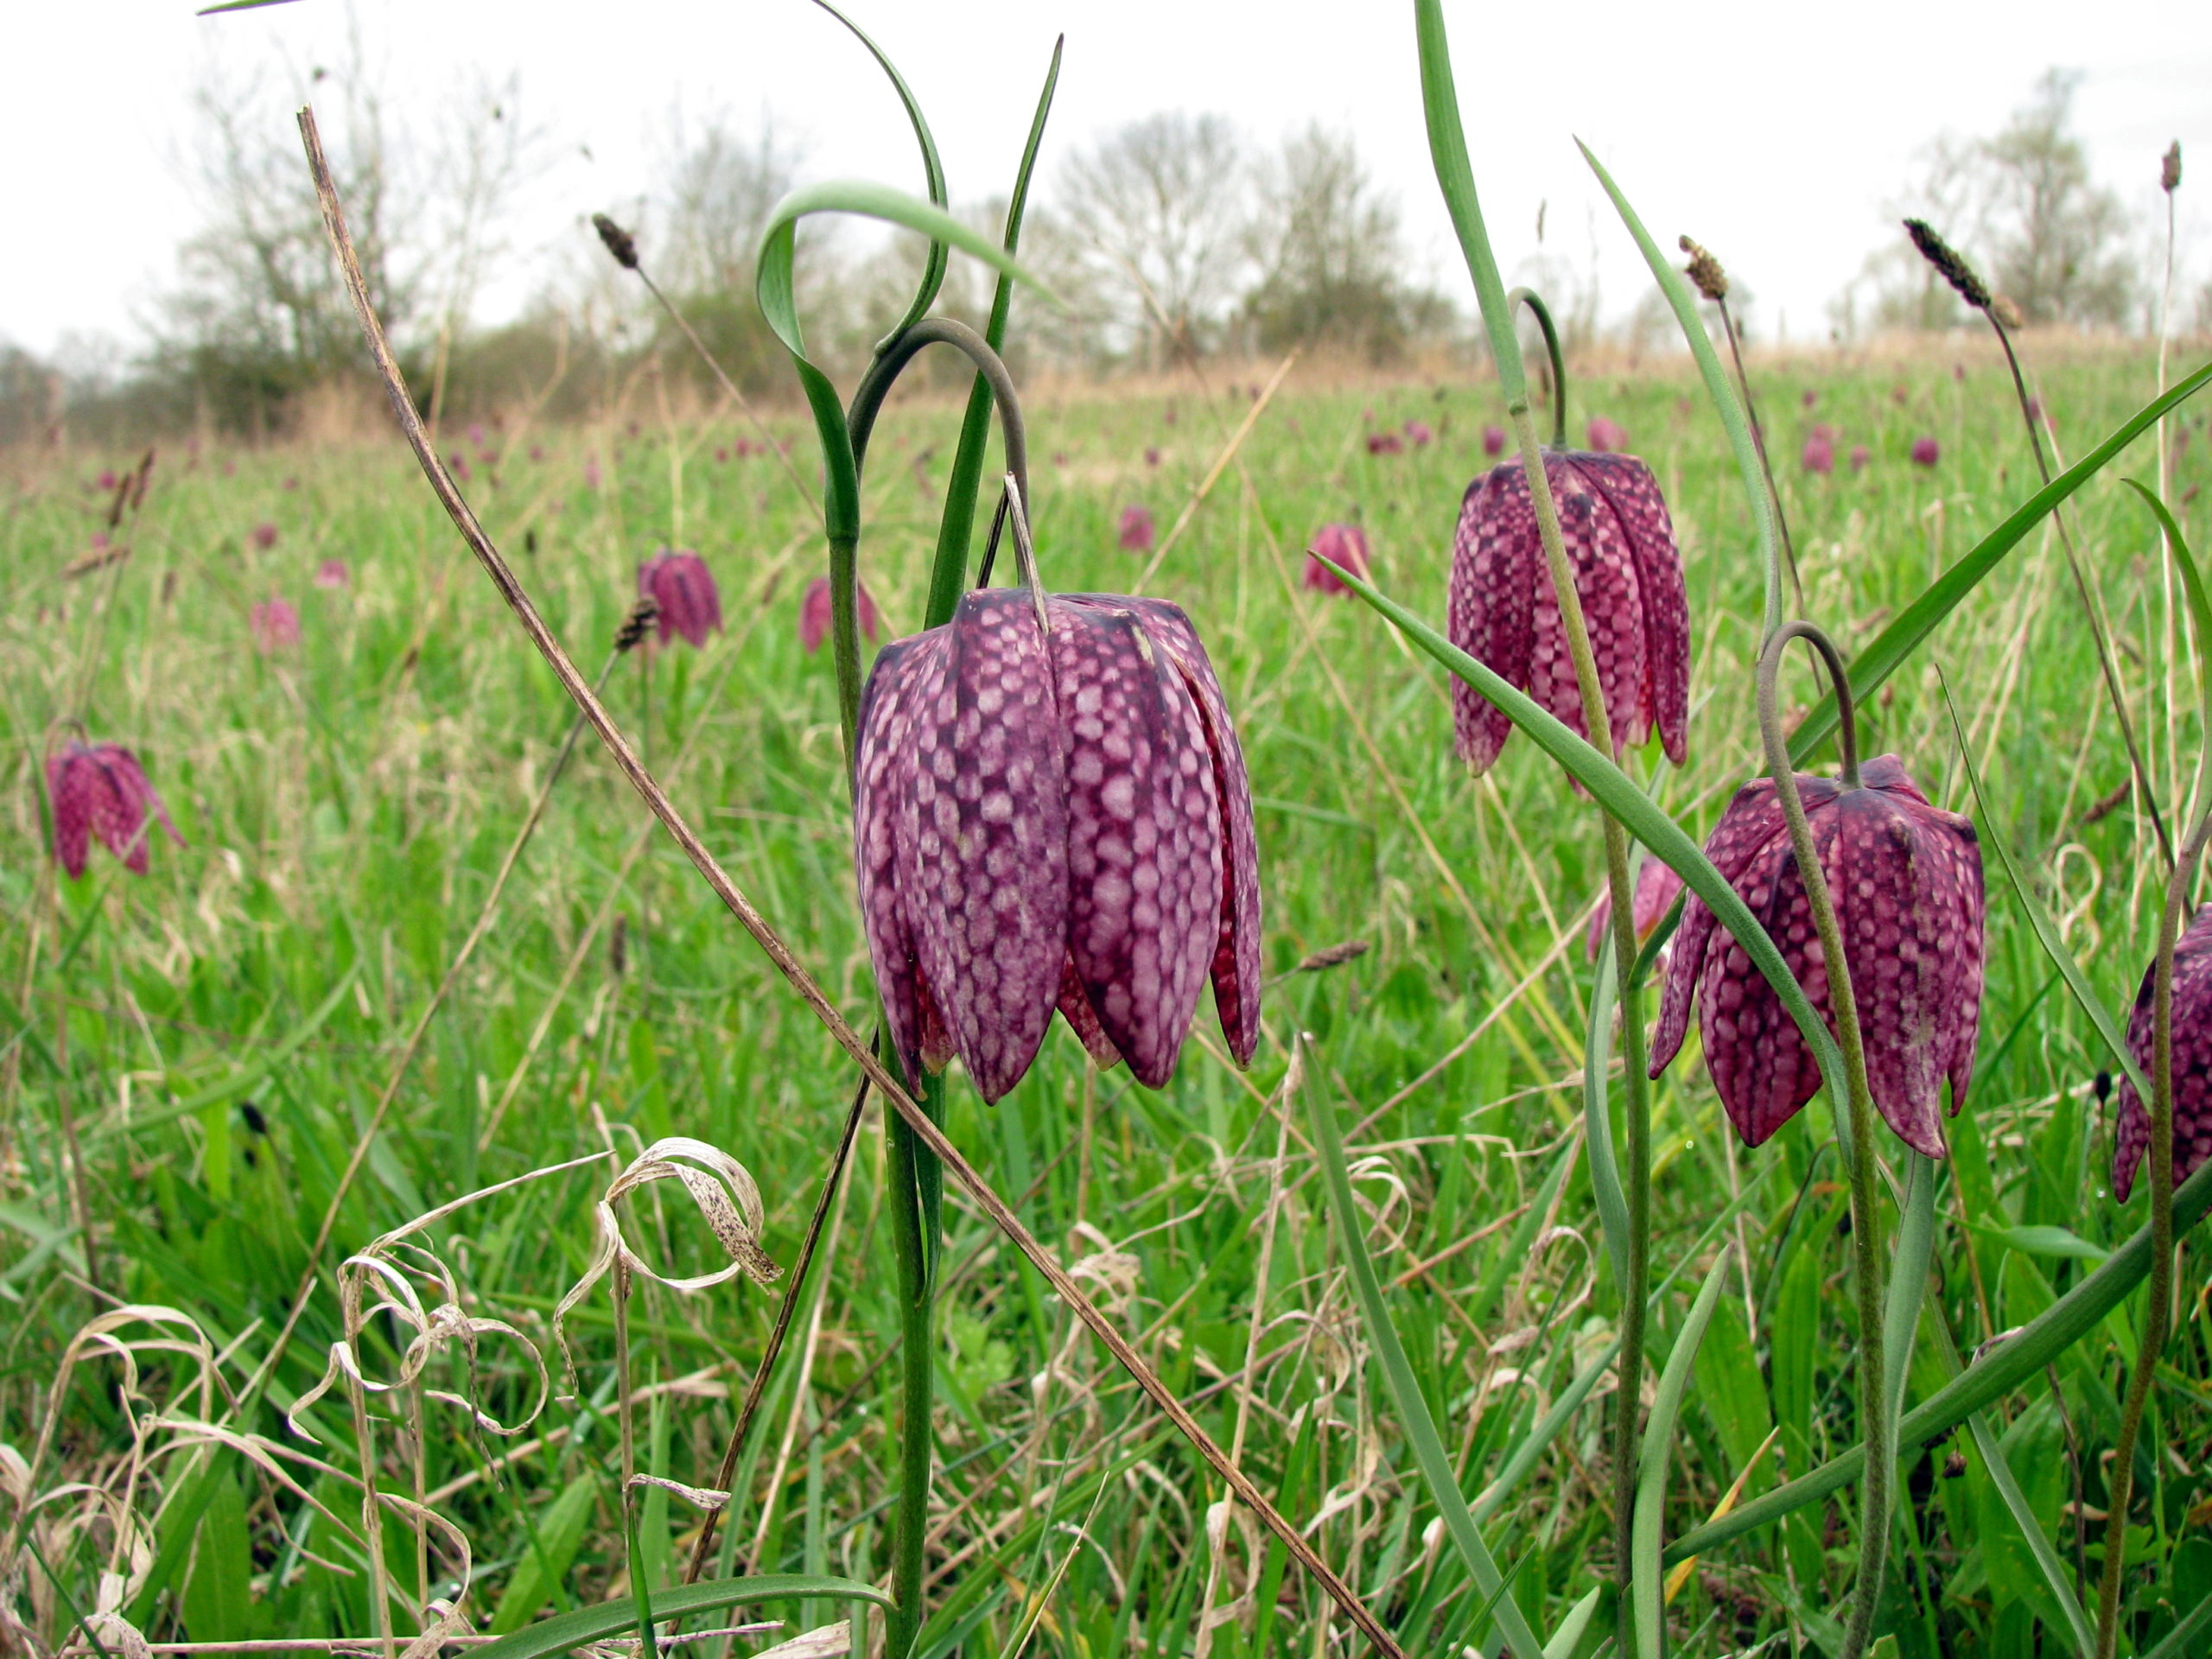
xmin=298 ymin=105 xmax=1404 ymax=1659
xmin=245 ymin=627 xmax=645 ymax=1405
xmin=1133 ymin=351 xmax=1300 ymax=594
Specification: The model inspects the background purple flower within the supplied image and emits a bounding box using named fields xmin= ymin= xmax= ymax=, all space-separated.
xmin=638 ymin=550 xmax=723 ymax=647
xmin=251 ymin=521 xmax=279 ymax=550
xmin=1304 ymin=524 xmax=1371 ymax=595
xmin=47 ymin=741 xmax=183 ymax=878
xmin=2112 ymin=905 xmax=2212 ymax=1201
xmin=1802 ymin=435 xmax=1835 ymax=475
xmin=251 ymin=595 xmax=300 ymax=652
xmin=1849 ymin=444 xmax=1871 ymax=472
xmin=1482 ymin=425 xmax=1507 ymax=456
xmin=800 ymin=575 xmax=881 ymax=655
xmin=314 ymin=559 xmax=350 ymax=589
xmin=1586 ymin=417 xmax=1629 ymax=453
xmin=1911 ymin=435 xmax=1941 ymax=467
xmin=1403 ymin=420 xmax=1434 ymax=448
xmin=1117 ymin=505 xmax=1155 ymax=553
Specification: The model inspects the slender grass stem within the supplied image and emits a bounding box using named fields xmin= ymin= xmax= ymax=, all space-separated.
xmin=1715 ymin=296 xmax=1805 ymax=613
xmin=883 ymin=1087 xmax=937 ymax=1659
xmin=1756 ymin=621 xmax=1888 ymax=1659
xmin=2095 ymin=811 xmax=2210 ymax=1657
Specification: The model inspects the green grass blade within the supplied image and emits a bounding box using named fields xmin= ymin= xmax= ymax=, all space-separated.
xmin=1585 ymin=932 xmax=1631 ymax=1285
xmin=1301 ymin=1043 xmax=1546 ymax=1659
xmin=1326 ymin=562 xmax=1847 ymax=1106
xmin=928 ymin=35 xmax=1062 ymax=630
xmin=472 ymin=1574 xmax=888 ymax=1658
xmin=1471 ymin=1128 xmax=1580 ymax=1332
xmin=754 ymin=181 xmax=1053 ymax=548
xmin=2144 ymin=1584 xmax=2212 ymax=1659
xmin=2122 ymin=477 xmax=2212 ymax=760
xmin=1575 ymin=142 xmax=1782 ymax=639
xmin=1940 ymin=672 xmax=2153 ymax=1103
xmin=1791 ymin=358 xmax=2212 ymax=764
xmin=1884 ymin=1154 xmax=1937 ymax=1427
xmin=1967 ymin=1409 xmax=2094 ymax=1654
xmin=1630 ymin=1248 xmax=1730 ymax=1659
xmin=810 ymin=0 xmax=950 ymax=341
xmin=1666 ymin=1148 xmax=2212 ymax=1561
xmin=1545 ymin=1586 xmax=1603 ymax=1658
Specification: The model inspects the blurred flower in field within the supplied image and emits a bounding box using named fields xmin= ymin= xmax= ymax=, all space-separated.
xmin=1802 ymin=435 xmax=1834 ymax=475
xmin=1911 ymin=436 xmax=1941 ymax=467
xmin=715 ymin=447 xmax=729 ymax=463
xmin=1586 ymin=854 xmax=1685 ymax=961
xmin=638 ymin=550 xmax=722 ymax=647
xmin=1366 ymin=430 xmax=1404 ymax=455
xmin=854 ymin=588 xmax=1260 ymax=1099
xmin=2113 ymin=904 xmax=2212 ymax=1200
xmin=1117 ymin=505 xmax=1155 ymax=553
xmin=1952 ymin=363 xmax=1966 ymax=383
xmin=529 ymin=443 xmax=545 ymax=462
xmin=1802 ymin=389 xmax=1818 ymax=408
xmin=1304 ymin=524 xmax=1371 ymax=595
xmin=1892 ymin=385 xmax=1910 ymax=404
xmin=800 ymin=575 xmax=881 ymax=655
xmin=283 ymin=476 xmax=299 ymax=492
xmin=448 ymin=453 xmax=473 ymax=484
xmin=1449 ymin=445 xmax=1690 ymax=772
xmin=1586 ymin=417 xmax=1628 ymax=453
xmin=251 ymin=521 xmax=279 ymax=550
xmin=1483 ymin=425 xmax=1507 ymax=457
xmin=47 ymin=741 xmax=183 ymax=879
xmin=467 ymin=423 xmax=485 ymax=446
xmin=1404 ymin=420 xmax=1434 ymax=448
xmin=96 ymin=469 xmax=118 ymax=491
xmin=1849 ymin=444 xmax=1871 ymax=473
xmin=584 ymin=459 xmax=602 ymax=490
xmin=314 ymin=559 xmax=350 ymax=589
xmin=1145 ymin=446 xmax=1162 ymax=467
xmin=251 ymin=595 xmax=300 ymax=652
xmin=1649 ymin=753 xmax=1985 ymax=1157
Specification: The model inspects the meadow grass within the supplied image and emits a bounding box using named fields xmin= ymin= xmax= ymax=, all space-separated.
xmin=3 ymin=342 xmax=2209 ymax=1656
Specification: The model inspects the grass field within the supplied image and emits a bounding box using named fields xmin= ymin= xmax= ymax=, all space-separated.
xmin=3 ymin=339 xmax=2210 ymax=1656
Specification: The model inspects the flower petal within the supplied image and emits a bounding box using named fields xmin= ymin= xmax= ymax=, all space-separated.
xmin=1051 ymin=597 xmax=1223 ymax=1089
xmin=1828 ymin=786 xmax=1948 ymax=1158
xmin=854 ymin=632 xmax=950 ymax=1086
xmin=1056 ymin=953 xmax=1124 ymax=1070
xmin=1576 ymin=452 xmax=1690 ymax=765
xmin=1650 ymin=778 xmax=1788 ymax=1076
xmin=1700 ymin=815 xmax=1834 ymax=1147
xmin=905 ymin=591 xmax=1071 ymax=1103
xmin=2115 ymin=904 xmax=2212 ymax=1200
xmin=1447 ymin=465 xmax=1537 ymax=771
xmin=1529 ymin=457 xmax=1643 ymax=758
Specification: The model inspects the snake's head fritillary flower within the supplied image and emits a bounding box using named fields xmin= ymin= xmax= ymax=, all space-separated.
xmin=1911 ymin=436 xmax=1941 ymax=467
xmin=854 ymin=587 xmax=1261 ymax=1102
xmin=251 ymin=595 xmax=300 ymax=652
xmin=2112 ymin=905 xmax=2212 ymax=1201
xmin=1483 ymin=425 xmax=1507 ymax=457
xmin=251 ymin=521 xmax=279 ymax=550
xmin=799 ymin=576 xmax=881 ymax=656
xmin=1366 ymin=431 xmax=1404 ymax=455
xmin=1802 ymin=435 xmax=1834 ymax=475
xmin=1849 ymin=444 xmax=1871 ymax=473
xmin=1117 ymin=505 xmax=1155 ymax=553
xmin=314 ymin=559 xmax=350 ymax=589
xmin=1649 ymin=754 xmax=1986 ymax=1158
xmin=638 ymin=550 xmax=722 ymax=648
xmin=1404 ymin=420 xmax=1434 ymax=448
xmin=1447 ymin=446 xmax=1690 ymax=773
xmin=1586 ymin=417 xmax=1629 ymax=453
xmin=1304 ymin=524 xmax=1371 ymax=596
xmin=1585 ymin=855 xmax=1687 ymax=962
xmin=1144 ymin=447 xmax=1162 ymax=467
xmin=47 ymin=742 xmax=184 ymax=879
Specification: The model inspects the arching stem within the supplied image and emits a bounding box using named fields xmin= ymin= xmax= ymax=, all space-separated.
xmin=834 ymin=315 xmax=1031 ymax=1658
xmin=1757 ymin=620 xmax=1884 ymax=1659
xmin=1505 ymin=287 xmax=1567 ymax=448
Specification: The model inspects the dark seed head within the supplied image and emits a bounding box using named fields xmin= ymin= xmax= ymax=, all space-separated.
xmin=592 ymin=212 xmax=640 ymax=270
xmin=2164 ymin=142 xmax=2182 ymax=194
xmin=615 ymin=596 xmax=660 ymax=654
xmin=1678 ymin=235 xmax=1728 ymax=302
xmin=1903 ymin=219 xmax=1992 ymax=312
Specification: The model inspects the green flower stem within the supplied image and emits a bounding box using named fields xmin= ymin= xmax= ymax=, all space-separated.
xmin=1756 ymin=620 xmax=1886 ymax=1659
xmin=1504 ymin=287 xmax=1567 ymax=448
xmin=883 ymin=1071 xmax=943 ymax=1659
xmin=1500 ymin=390 xmax=1655 ymax=1642
xmin=2096 ymin=810 xmax=2211 ymax=1657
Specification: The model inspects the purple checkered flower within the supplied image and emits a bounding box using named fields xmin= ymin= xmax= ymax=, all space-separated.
xmin=853 ymin=588 xmax=1262 ymax=1102
xmin=800 ymin=576 xmax=881 ymax=656
xmin=1911 ymin=436 xmax=1941 ymax=468
xmin=1649 ymin=754 xmax=1986 ymax=1157
xmin=638 ymin=550 xmax=722 ymax=648
xmin=1447 ymin=446 xmax=1691 ymax=772
xmin=2112 ymin=905 xmax=2212 ymax=1201
xmin=47 ymin=741 xmax=184 ymax=879
xmin=1304 ymin=524 xmax=1371 ymax=596
xmin=1118 ymin=505 xmax=1155 ymax=553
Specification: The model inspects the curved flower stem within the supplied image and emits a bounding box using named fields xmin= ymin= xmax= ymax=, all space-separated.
xmin=1505 ymin=287 xmax=1567 ymax=448
xmin=1757 ymin=620 xmax=1884 ymax=1658
xmin=1985 ymin=312 xmax=2174 ymax=869
xmin=1499 ymin=392 xmax=1654 ymax=1639
xmin=2096 ymin=810 xmax=2211 ymax=1657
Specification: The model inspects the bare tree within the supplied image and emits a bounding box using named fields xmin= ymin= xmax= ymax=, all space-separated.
xmin=1052 ymin=113 xmax=1246 ymax=365
xmin=1240 ymin=125 xmax=1415 ymax=361
xmin=658 ymin=113 xmax=801 ymax=296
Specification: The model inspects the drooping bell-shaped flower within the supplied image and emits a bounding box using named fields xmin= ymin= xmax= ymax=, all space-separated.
xmin=1447 ymin=446 xmax=1690 ymax=772
xmin=1482 ymin=425 xmax=1507 ymax=457
xmin=854 ymin=587 xmax=1261 ymax=1102
xmin=1802 ymin=435 xmax=1835 ymax=475
xmin=799 ymin=576 xmax=880 ymax=656
xmin=251 ymin=595 xmax=300 ymax=652
xmin=1910 ymin=436 xmax=1941 ymax=468
xmin=1586 ymin=417 xmax=1629 ymax=453
xmin=47 ymin=741 xmax=184 ymax=879
xmin=1117 ymin=506 xmax=1155 ymax=553
xmin=638 ymin=550 xmax=722 ymax=647
xmin=2112 ymin=905 xmax=2212 ymax=1201
xmin=1586 ymin=855 xmax=1686 ymax=962
xmin=1649 ymin=754 xmax=1986 ymax=1158
xmin=315 ymin=559 xmax=351 ymax=589
xmin=1304 ymin=524 xmax=1370 ymax=596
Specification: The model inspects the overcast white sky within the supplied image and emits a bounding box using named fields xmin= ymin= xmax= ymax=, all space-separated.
xmin=5 ymin=0 xmax=2209 ymax=363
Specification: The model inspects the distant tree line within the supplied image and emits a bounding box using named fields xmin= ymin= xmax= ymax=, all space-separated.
xmin=3 ymin=61 xmax=2198 ymax=448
